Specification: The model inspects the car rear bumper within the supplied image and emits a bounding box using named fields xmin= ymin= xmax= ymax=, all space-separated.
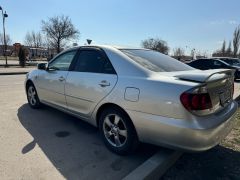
xmin=127 ymin=101 xmax=238 ymax=152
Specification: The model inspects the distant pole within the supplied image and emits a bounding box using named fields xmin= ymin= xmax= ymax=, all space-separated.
xmin=0 ymin=6 xmax=8 ymax=67
xmin=193 ymin=48 xmax=196 ymax=60
xmin=185 ymin=46 xmax=189 ymax=55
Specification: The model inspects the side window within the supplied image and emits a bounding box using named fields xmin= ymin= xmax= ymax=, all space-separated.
xmin=192 ymin=60 xmax=201 ymax=68
xmin=48 ymin=50 xmax=77 ymax=71
xmin=203 ymin=60 xmax=213 ymax=69
xmin=213 ymin=60 xmax=223 ymax=68
xmin=191 ymin=60 xmax=208 ymax=69
xmin=192 ymin=60 xmax=206 ymax=69
xmin=73 ymin=50 xmax=115 ymax=74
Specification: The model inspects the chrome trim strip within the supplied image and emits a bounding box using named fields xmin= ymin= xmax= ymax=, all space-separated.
xmin=65 ymin=94 xmax=95 ymax=103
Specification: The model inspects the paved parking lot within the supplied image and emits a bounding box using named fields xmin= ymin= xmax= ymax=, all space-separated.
xmin=0 ymin=75 xmax=239 ymax=180
xmin=0 ymin=75 xmax=157 ymax=180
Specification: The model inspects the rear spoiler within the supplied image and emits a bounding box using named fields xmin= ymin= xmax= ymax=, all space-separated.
xmin=175 ymin=69 xmax=235 ymax=83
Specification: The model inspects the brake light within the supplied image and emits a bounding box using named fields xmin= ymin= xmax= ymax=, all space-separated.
xmin=180 ymin=92 xmax=212 ymax=110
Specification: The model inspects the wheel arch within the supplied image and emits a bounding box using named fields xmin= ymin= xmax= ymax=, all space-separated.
xmin=96 ymin=103 xmax=138 ymax=136
xmin=25 ymin=79 xmax=34 ymax=91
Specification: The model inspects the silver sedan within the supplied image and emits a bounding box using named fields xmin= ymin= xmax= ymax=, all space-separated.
xmin=25 ymin=45 xmax=238 ymax=155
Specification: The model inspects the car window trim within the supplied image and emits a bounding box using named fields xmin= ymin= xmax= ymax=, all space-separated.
xmin=48 ymin=49 xmax=78 ymax=71
xmin=69 ymin=47 xmax=117 ymax=74
xmin=213 ymin=60 xmax=227 ymax=68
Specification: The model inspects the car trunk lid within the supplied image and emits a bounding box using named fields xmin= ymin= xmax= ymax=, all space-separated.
xmin=160 ymin=69 xmax=235 ymax=115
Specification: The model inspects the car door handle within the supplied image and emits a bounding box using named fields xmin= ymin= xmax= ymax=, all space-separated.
xmin=99 ymin=80 xmax=110 ymax=87
xmin=58 ymin=76 xmax=65 ymax=82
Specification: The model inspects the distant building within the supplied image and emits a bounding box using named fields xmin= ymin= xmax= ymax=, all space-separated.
xmin=11 ymin=43 xmax=58 ymax=60
xmin=0 ymin=45 xmax=14 ymax=56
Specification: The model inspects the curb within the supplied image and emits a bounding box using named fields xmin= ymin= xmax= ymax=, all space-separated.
xmin=0 ymin=72 xmax=29 ymax=75
xmin=0 ymin=64 xmax=37 ymax=67
xmin=123 ymin=149 xmax=182 ymax=180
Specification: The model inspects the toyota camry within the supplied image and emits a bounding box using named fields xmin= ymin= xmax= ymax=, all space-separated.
xmin=25 ymin=45 xmax=238 ymax=155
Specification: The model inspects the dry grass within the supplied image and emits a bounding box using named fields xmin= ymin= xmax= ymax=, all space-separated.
xmin=221 ymin=109 xmax=240 ymax=151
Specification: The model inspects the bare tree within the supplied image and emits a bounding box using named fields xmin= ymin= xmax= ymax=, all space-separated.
xmin=0 ymin=33 xmax=12 ymax=55
xmin=173 ymin=47 xmax=185 ymax=60
xmin=41 ymin=15 xmax=80 ymax=53
xmin=226 ymin=41 xmax=232 ymax=57
xmin=0 ymin=33 xmax=12 ymax=46
xmin=25 ymin=32 xmax=34 ymax=47
xmin=221 ymin=40 xmax=226 ymax=56
xmin=212 ymin=40 xmax=228 ymax=57
xmin=195 ymin=50 xmax=208 ymax=58
xmin=24 ymin=31 xmax=43 ymax=48
xmin=173 ymin=47 xmax=185 ymax=57
xmin=141 ymin=38 xmax=169 ymax=55
xmin=233 ymin=26 xmax=240 ymax=57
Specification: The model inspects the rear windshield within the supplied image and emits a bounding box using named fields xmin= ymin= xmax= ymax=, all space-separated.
xmin=121 ymin=49 xmax=194 ymax=72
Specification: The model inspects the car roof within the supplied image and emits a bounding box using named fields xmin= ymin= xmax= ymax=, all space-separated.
xmin=65 ymin=44 xmax=148 ymax=51
xmin=195 ymin=58 xmax=215 ymax=60
xmin=195 ymin=58 xmax=231 ymax=61
xmin=211 ymin=57 xmax=240 ymax=60
xmin=191 ymin=58 xmax=232 ymax=66
xmin=66 ymin=45 xmax=153 ymax=77
xmin=195 ymin=57 xmax=240 ymax=60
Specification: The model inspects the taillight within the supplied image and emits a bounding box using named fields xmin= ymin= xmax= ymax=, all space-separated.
xmin=180 ymin=92 xmax=212 ymax=111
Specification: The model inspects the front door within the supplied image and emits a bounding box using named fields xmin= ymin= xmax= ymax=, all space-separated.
xmin=36 ymin=50 xmax=77 ymax=108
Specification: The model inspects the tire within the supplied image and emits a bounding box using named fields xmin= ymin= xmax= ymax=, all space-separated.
xmin=99 ymin=107 xmax=139 ymax=155
xmin=26 ymin=83 xmax=41 ymax=109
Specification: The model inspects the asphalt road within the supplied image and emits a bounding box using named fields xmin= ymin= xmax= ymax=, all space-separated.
xmin=0 ymin=75 xmax=157 ymax=180
xmin=0 ymin=75 xmax=239 ymax=180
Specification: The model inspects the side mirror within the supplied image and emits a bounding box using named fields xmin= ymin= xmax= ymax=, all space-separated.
xmin=37 ymin=63 xmax=47 ymax=70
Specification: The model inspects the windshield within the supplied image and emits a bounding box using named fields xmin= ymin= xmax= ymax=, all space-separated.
xmin=220 ymin=59 xmax=240 ymax=66
xmin=121 ymin=49 xmax=194 ymax=72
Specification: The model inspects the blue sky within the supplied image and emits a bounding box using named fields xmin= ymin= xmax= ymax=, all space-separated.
xmin=1 ymin=0 xmax=240 ymax=55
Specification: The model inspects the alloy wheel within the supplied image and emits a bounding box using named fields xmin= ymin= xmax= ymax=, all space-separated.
xmin=103 ymin=114 xmax=128 ymax=147
xmin=28 ymin=86 xmax=37 ymax=106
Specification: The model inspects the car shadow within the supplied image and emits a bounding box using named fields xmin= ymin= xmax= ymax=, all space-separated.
xmin=17 ymin=104 xmax=158 ymax=180
xmin=162 ymin=145 xmax=240 ymax=180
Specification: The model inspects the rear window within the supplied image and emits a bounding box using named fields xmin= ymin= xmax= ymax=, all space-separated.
xmin=220 ymin=58 xmax=240 ymax=66
xmin=121 ymin=49 xmax=194 ymax=72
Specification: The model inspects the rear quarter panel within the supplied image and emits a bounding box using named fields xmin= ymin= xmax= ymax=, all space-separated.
xmin=93 ymin=74 xmax=200 ymax=121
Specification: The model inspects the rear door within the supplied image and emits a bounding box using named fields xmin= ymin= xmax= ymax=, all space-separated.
xmin=65 ymin=48 xmax=117 ymax=118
